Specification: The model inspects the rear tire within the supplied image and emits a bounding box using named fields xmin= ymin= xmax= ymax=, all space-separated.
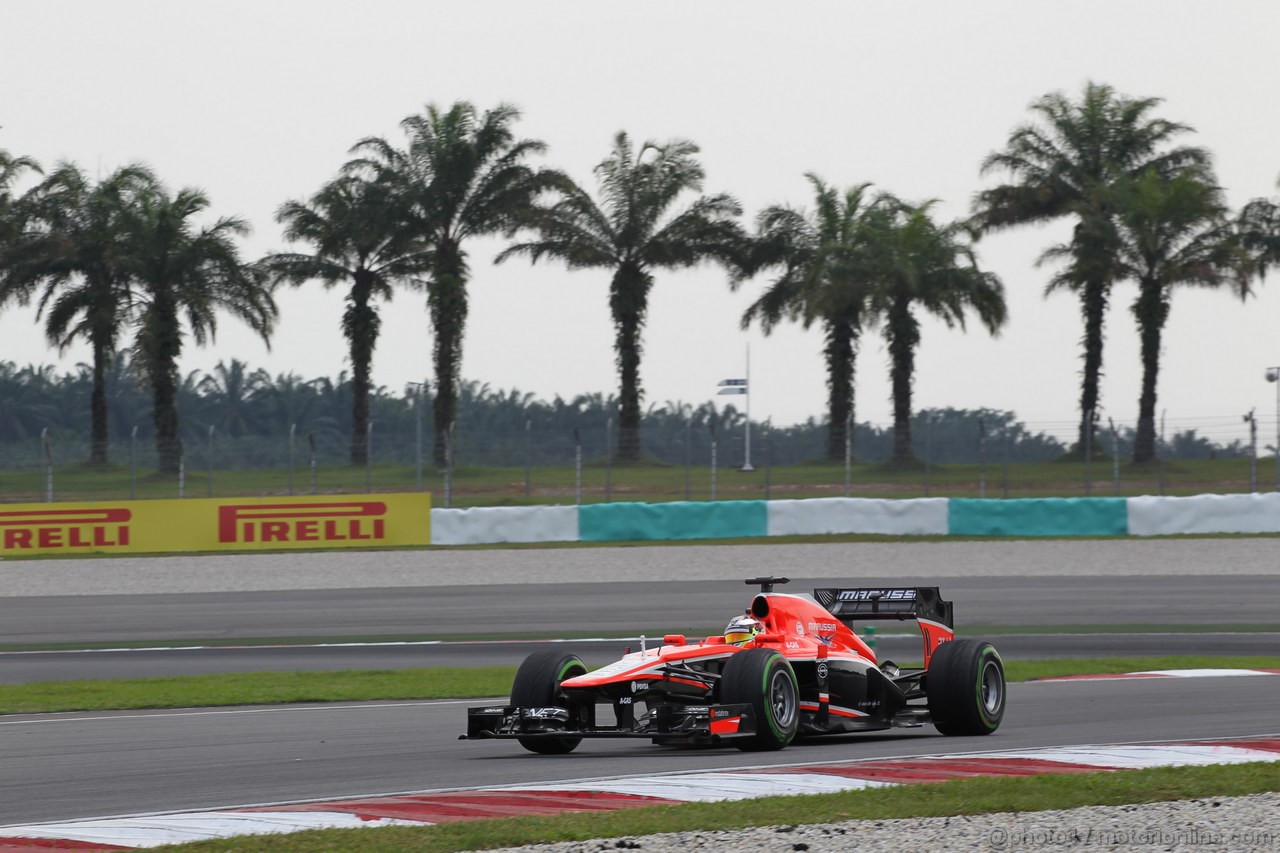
xmin=720 ymin=648 xmax=799 ymax=751
xmin=926 ymin=640 xmax=1005 ymax=736
xmin=510 ymin=650 xmax=588 ymax=754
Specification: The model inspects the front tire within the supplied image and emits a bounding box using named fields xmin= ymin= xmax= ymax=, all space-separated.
xmin=720 ymin=648 xmax=799 ymax=751
xmin=510 ymin=650 xmax=588 ymax=754
xmin=926 ymin=640 xmax=1005 ymax=736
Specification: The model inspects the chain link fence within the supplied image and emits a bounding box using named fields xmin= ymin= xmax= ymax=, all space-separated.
xmin=2 ymin=411 xmax=1276 ymax=506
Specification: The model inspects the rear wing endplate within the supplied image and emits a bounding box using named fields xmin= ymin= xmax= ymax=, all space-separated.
xmin=812 ymin=586 xmax=953 ymax=629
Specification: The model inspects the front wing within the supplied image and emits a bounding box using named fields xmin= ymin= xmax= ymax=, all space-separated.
xmin=462 ymin=702 xmax=758 ymax=744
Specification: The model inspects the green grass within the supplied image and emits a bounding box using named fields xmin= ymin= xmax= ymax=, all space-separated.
xmin=152 ymin=762 xmax=1280 ymax=852
xmin=1 ymin=455 xmax=1273 ymax=506
xmin=2 ymin=622 xmax=1276 ymax=654
xmin=0 ymin=667 xmax=517 ymax=715
xmin=4 ymin=656 xmax=1278 ymax=715
xmin=1002 ymin=655 xmax=1280 ymax=681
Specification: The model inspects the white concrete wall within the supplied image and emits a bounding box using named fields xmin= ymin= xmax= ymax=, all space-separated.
xmin=1127 ymin=493 xmax=1280 ymax=536
xmin=767 ymin=497 xmax=949 ymax=537
xmin=429 ymin=506 xmax=579 ymax=545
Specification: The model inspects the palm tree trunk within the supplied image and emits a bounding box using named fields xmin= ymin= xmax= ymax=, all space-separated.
xmin=1076 ymin=279 xmax=1109 ymax=457
xmin=823 ymin=318 xmax=857 ymax=462
xmin=430 ymin=241 xmax=468 ymax=468
xmin=887 ymin=296 xmax=919 ymax=464
xmin=611 ymin=263 xmax=651 ymax=464
xmin=346 ymin=271 xmax=379 ymax=466
xmin=1132 ymin=279 xmax=1168 ymax=464
xmin=89 ymin=338 xmax=110 ymax=465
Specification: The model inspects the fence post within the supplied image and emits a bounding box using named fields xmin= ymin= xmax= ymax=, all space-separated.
xmin=308 ymin=433 xmax=318 ymax=495
xmin=206 ymin=425 xmax=215 ymax=498
xmin=1109 ymin=417 xmax=1120 ymax=496
xmin=764 ymin=422 xmax=773 ymax=501
xmin=1002 ymin=427 xmax=1010 ymax=499
xmin=365 ymin=421 xmax=374 ymax=493
xmin=178 ymin=451 xmax=185 ymax=499
xmin=1083 ymin=408 xmax=1094 ymax=497
xmin=288 ymin=423 xmax=296 ymax=496
xmin=709 ymin=422 xmax=718 ymax=501
xmin=604 ymin=417 xmax=613 ymax=503
xmin=843 ymin=410 xmax=852 ymax=497
xmin=414 ymin=387 xmax=425 ymax=493
xmin=574 ymin=427 xmax=582 ymax=505
xmin=1246 ymin=409 xmax=1258 ymax=493
xmin=40 ymin=429 xmax=52 ymax=503
xmin=130 ymin=426 xmax=138 ymax=500
xmin=524 ymin=419 xmax=531 ymax=498
xmin=978 ymin=417 xmax=987 ymax=499
xmin=684 ymin=418 xmax=692 ymax=501
xmin=924 ymin=413 xmax=933 ymax=497
xmin=444 ymin=421 xmax=454 ymax=508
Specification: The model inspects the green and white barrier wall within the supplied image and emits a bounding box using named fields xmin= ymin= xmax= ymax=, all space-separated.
xmin=428 ymin=493 xmax=1280 ymax=545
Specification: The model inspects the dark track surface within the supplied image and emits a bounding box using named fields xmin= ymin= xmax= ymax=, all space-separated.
xmin=2 ymin=573 xmax=1275 ymax=683
xmin=3 ymin=632 xmax=1279 ymax=685
xmin=7 ymin=575 xmax=1278 ymax=647
xmin=1 ymin=677 xmax=1277 ymax=825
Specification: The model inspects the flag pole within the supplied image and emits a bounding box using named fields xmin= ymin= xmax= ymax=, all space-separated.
xmin=742 ymin=343 xmax=754 ymax=471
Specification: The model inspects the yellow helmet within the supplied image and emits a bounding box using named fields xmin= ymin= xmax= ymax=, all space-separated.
xmin=724 ymin=615 xmax=762 ymax=646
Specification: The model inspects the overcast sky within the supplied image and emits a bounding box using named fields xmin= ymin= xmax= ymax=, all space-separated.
xmin=3 ymin=1 xmax=1278 ymax=444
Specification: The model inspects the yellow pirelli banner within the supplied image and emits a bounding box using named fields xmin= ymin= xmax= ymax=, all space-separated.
xmin=0 ymin=493 xmax=432 ymax=556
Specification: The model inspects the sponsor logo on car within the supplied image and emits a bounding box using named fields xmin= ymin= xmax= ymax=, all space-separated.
xmin=522 ymin=708 xmax=567 ymax=719
xmin=217 ymin=501 xmax=387 ymax=544
xmin=808 ymin=621 xmax=840 ymax=634
xmin=0 ymin=507 xmax=132 ymax=550
xmin=837 ymin=588 xmax=917 ymax=602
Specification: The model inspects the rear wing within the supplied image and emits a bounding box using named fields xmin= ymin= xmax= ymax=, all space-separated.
xmin=813 ymin=586 xmax=953 ymax=628
xmin=813 ymin=587 xmax=954 ymax=665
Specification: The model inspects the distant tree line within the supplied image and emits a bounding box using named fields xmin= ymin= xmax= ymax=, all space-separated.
xmin=0 ymin=356 xmax=1251 ymax=468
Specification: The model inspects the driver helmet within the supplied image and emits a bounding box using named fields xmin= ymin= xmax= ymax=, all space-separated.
xmin=724 ymin=614 xmax=762 ymax=645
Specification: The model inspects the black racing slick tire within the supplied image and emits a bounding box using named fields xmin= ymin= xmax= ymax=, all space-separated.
xmin=510 ymin=650 xmax=588 ymax=754
xmin=720 ymin=648 xmax=800 ymax=751
xmin=926 ymin=639 xmax=1006 ymax=736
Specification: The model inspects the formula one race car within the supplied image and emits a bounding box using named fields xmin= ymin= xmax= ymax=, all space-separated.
xmin=463 ymin=577 xmax=1005 ymax=753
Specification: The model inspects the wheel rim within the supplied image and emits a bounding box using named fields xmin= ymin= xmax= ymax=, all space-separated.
xmin=769 ymin=668 xmax=797 ymax=728
xmin=980 ymin=660 xmax=1003 ymax=714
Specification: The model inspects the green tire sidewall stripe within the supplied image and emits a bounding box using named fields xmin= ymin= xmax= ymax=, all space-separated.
xmin=556 ymin=659 xmax=585 ymax=683
xmin=759 ymin=651 xmax=795 ymax=739
xmin=974 ymin=646 xmax=1003 ymax=730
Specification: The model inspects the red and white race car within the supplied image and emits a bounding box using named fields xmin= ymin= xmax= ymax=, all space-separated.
xmin=464 ymin=576 xmax=1005 ymax=753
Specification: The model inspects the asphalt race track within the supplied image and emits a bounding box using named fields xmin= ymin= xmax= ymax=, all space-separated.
xmin=0 ymin=539 xmax=1277 ymax=827
xmin=2 ymin=677 xmax=1278 ymax=825
xmin=1 ymin=570 xmax=1277 ymax=683
xmin=3 ymin=627 xmax=1280 ymax=685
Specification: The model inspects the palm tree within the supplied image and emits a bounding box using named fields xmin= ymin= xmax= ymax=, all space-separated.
xmin=499 ymin=132 xmax=744 ymax=462
xmin=198 ymin=359 xmax=272 ymax=437
xmin=265 ymin=173 xmax=432 ymax=464
xmin=867 ymin=199 xmax=1006 ymax=464
xmin=973 ymin=81 xmax=1208 ymax=455
xmin=1238 ymin=176 xmax=1280 ymax=281
xmin=0 ymin=150 xmax=41 ymax=265
xmin=1109 ymin=169 xmax=1251 ymax=463
xmin=349 ymin=101 xmax=560 ymax=466
xmin=124 ymin=181 xmax=275 ymax=473
xmin=2 ymin=164 xmax=155 ymax=464
xmin=736 ymin=176 xmax=876 ymax=461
